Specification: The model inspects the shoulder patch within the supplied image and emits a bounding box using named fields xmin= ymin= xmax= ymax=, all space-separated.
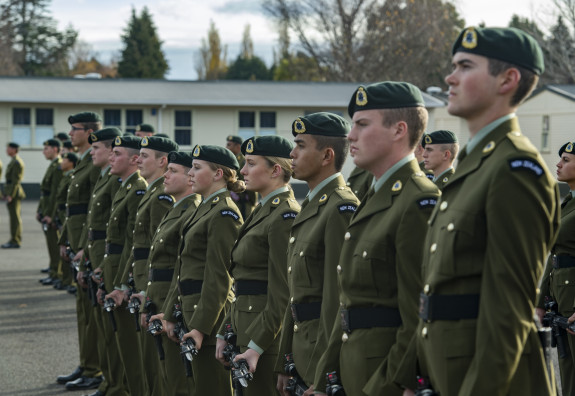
xmin=426 ymin=173 xmax=434 ymax=180
xmin=508 ymin=158 xmax=544 ymax=177
xmin=136 ymin=189 xmax=146 ymax=195
xmin=417 ymin=197 xmax=438 ymax=209
xmin=158 ymin=194 xmax=174 ymax=203
xmin=282 ymin=211 xmax=298 ymax=220
xmin=338 ymin=203 xmax=357 ymax=213
xmin=220 ymin=209 xmax=240 ymax=221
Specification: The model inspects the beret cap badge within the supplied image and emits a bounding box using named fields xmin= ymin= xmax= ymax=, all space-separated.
xmin=567 ymin=143 xmax=574 ymax=153
xmin=293 ymin=118 xmax=306 ymax=134
xmin=356 ymin=87 xmax=368 ymax=106
xmin=193 ymin=145 xmax=200 ymax=157
xmin=90 ymin=133 xmax=98 ymax=142
xmin=141 ymin=137 xmax=149 ymax=146
xmin=424 ymin=135 xmax=432 ymax=144
xmin=115 ymin=136 xmax=122 ymax=145
xmin=462 ymin=27 xmax=478 ymax=49
xmin=246 ymin=140 xmax=254 ymax=154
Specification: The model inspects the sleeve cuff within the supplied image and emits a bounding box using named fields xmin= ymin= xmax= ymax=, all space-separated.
xmin=248 ymin=340 xmax=264 ymax=355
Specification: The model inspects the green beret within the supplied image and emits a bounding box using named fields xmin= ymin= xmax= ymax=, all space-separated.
xmin=226 ymin=135 xmax=243 ymax=145
xmin=348 ymin=82 xmax=425 ymax=117
xmin=89 ymin=127 xmax=122 ymax=144
xmin=453 ymin=27 xmax=544 ymax=75
xmin=136 ymin=123 xmax=155 ymax=133
xmin=192 ymin=145 xmax=239 ymax=171
xmin=422 ymin=130 xmax=458 ymax=147
xmin=56 ymin=132 xmax=70 ymax=141
xmin=112 ymin=135 xmax=141 ymax=150
xmin=140 ymin=136 xmax=179 ymax=153
xmin=559 ymin=142 xmax=575 ymax=157
xmin=68 ymin=112 xmax=102 ymax=124
xmin=7 ymin=142 xmax=19 ymax=149
xmin=168 ymin=151 xmax=195 ymax=168
xmin=292 ymin=112 xmax=350 ymax=137
xmin=62 ymin=152 xmax=79 ymax=165
xmin=63 ymin=141 xmax=74 ymax=150
xmin=44 ymin=138 xmax=62 ymax=148
xmin=241 ymin=135 xmax=293 ymax=158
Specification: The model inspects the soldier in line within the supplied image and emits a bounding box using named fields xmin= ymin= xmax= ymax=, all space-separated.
xmin=421 ymin=130 xmax=459 ymax=190
xmin=226 ymin=135 xmax=258 ymax=218
xmin=346 ymin=166 xmax=373 ymax=202
xmin=2 ymin=142 xmax=25 ymax=249
xmin=37 ymin=139 xmax=63 ymax=284
xmin=413 ymin=27 xmax=559 ymax=395
xmin=135 ymin=123 xmax=155 ymax=138
xmin=274 ymin=113 xmax=360 ymax=396
xmin=415 ymin=134 xmax=434 ymax=181
xmin=538 ymin=142 xmax=575 ymax=396
xmin=142 ymin=151 xmax=202 ymax=396
xmin=56 ymin=112 xmax=103 ymax=392
xmin=215 ymin=135 xmax=300 ymax=395
xmin=102 ymin=136 xmax=148 ymax=395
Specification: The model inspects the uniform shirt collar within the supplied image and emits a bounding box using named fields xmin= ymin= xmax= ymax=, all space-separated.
xmin=147 ymin=176 xmax=162 ymax=191
xmin=80 ymin=147 xmax=92 ymax=160
xmin=308 ymin=172 xmax=341 ymax=201
xmin=259 ymin=186 xmax=289 ymax=206
xmin=174 ymin=193 xmax=195 ymax=207
xmin=466 ymin=113 xmax=516 ymax=154
xmin=374 ymin=154 xmax=414 ymax=192
xmin=121 ymin=171 xmax=138 ymax=187
xmin=101 ymin=165 xmax=111 ymax=177
xmin=433 ymin=167 xmax=454 ymax=182
xmin=203 ymin=187 xmax=227 ymax=204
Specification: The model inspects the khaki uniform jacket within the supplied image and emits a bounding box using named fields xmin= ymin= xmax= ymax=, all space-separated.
xmin=59 ymin=150 xmax=100 ymax=251
xmin=163 ymin=191 xmax=242 ymax=347
xmin=415 ymin=118 xmax=559 ymax=396
xmin=274 ymin=175 xmax=359 ymax=385
xmin=84 ymin=170 xmax=122 ymax=268
xmin=143 ymin=194 xmax=202 ymax=314
xmin=4 ymin=155 xmax=25 ymax=200
xmin=120 ymin=177 xmax=174 ymax=291
xmin=433 ymin=168 xmax=455 ymax=190
xmin=38 ymin=157 xmax=62 ymax=217
xmin=317 ymin=161 xmax=440 ymax=393
xmin=346 ymin=166 xmax=373 ymax=202
xmin=51 ymin=171 xmax=72 ymax=228
xmin=220 ymin=189 xmax=300 ymax=352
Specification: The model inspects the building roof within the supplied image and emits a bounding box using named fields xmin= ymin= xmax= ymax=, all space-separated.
xmin=0 ymin=77 xmax=445 ymax=109
xmin=529 ymin=84 xmax=575 ymax=102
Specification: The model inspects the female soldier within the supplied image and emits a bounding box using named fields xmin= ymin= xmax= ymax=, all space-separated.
xmin=537 ymin=141 xmax=575 ymax=396
xmin=215 ymin=135 xmax=300 ymax=395
xmin=160 ymin=145 xmax=244 ymax=395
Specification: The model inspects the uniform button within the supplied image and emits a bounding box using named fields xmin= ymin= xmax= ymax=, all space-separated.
xmin=346 ymin=182 xmax=351 ymax=186
xmin=290 ymin=297 xmax=294 ymax=303
xmin=88 ymin=210 xmax=91 ymax=214
xmin=423 ymin=284 xmax=430 ymax=294
xmin=288 ymin=266 xmax=292 ymax=274
xmin=149 ymin=264 xmax=152 ymax=268
xmin=88 ymin=244 xmax=92 ymax=249
xmin=342 ymin=333 xmax=349 ymax=342
xmin=340 ymin=301 xmax=344 ymax=307
xmin=138 ymin=222 xmax=142 ymax=226
xmin=344 ymin=232 xmax=351 ymax=241
xmin=75 ymin=184 xmax=79 ymax=187
xmin=430 ymin=243 xmax=437 ymax=253
xmin=294 ymin=324 xmax=298 ymax=332
xmin=147 ymin=281 xmax=152 ymax=286
xmin=93 ymin=194 xmax=96 ymax=198
xmin=106 ymin=223 xmax=108 ymax=226
xmin=337 ymin=265 xmax=342 ymax=274
xmin=299 ymin=251 xmax=304 ymax=257
xmin=566 ymin=280 xmax=570 ymax=285
xmin=136 ymin=212 xmax=139 ymax=216
xmin=362 ymin=251 xmax=367 ymax=258
xmin=151 ymin=246 xmax=154 ymax=250
xmin=440 ymin=201 xmax=448 ymax=211
xmin=289 ymin=237 xmax=295 ymax=244
xmin=160 ymin=239 xmax=163 ymax=243
xmin=104 ymin=254 xmax=108 ymax=258
xmin=131 ymin=263 xmax=135 ymax=268
xmin=114 ymin=217 xmax=117 ymax=221
xmin=421 ymin=327 xmax=428 ymax=338
xmin=132 ymin=247 xmax=135 ymax=250
xmin=193 ymin=305 xmax=197 ymax=309
xmin=97 ymin=202 xmax=100 ymax=206
xmin=447 ymin=223 xmax=454 ymax=232
xmin=232 ymin=297 xmax=236 ymax=302
xmin=248 ymin=306 xmax=252 ymax=311
xmin=178 ymin=296 xmax=181 ymax=301
xmin=177 ymin=275 xmax=180 ymax=280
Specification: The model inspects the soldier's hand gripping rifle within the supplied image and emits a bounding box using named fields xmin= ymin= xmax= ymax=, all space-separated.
xmin=284 ymin=352 xmax=308 ymax=396
xmin=145 ymin=298 xmax=165 ymax=360
xmin=173 ymin=303 xmax=198 ymax=377
xmin=326 ymin=371 xmax=346 ymax=396
xmin=83 ymin=259 xmax=98 ymax=307
xmin=222 ymin=323 xmax=253 ymax=395
xmin=543 ymin=299 xmax=575 ymax=359
xmin=126 ymin=274 xmax=141 ymax=332
xmin=99 ymin=281 xmax=117 ymax=332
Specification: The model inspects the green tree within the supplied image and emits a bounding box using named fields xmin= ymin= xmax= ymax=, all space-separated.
xmin=226 ymin=56 xmax=271 ymax=80
xmin=0 ymin=0 xmax=77 ymax=76
xmin=195 ymin=20 xmax=227 ymax=80
xmin=117 ymin=7 xmax=169 ymax=78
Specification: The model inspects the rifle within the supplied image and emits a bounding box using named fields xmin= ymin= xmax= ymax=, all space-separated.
xmin=145 ymin=298 xmax=165 ymax=360
xmin=99 ymin=281 xmax=117 ymax=332
xmin=284 ymin=353 xmax=308 ymax=396
xmin=542 ymin=299 xmax=575 ymax=359
xmin=222 ymin=323 xmax=253 ymax=394
xmin=173 ymin=303 xmax=198 ymax=377
xmin=126 ymin=274 xmax=141 ymax=332
xmin=83 ymin=259 xmax=98 ymax=307
xmin=326 ymin=371 xmax=346 ymax=396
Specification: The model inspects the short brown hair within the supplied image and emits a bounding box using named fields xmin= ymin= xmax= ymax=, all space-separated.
xmin=311 ymin=135 xmax=350 ymax=172
xmin=380 ymin=107 xmax=429 ymax=149
xmin=488 ymin=59 xmax=539 ymax=107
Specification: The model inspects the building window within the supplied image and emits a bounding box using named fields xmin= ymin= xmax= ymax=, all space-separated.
xmin=104 ymin=109 xmax=121 ymax=127
xmin=174 ymin=110 xmax=192 ymax=146
xmin=125 ymin=110 xmax=143 ymax=133
xmin=260 ymin=111 xmax=276 ymax=136
xmin=12 ymin=107 xmax=54 ymax=147
xmin=541 ymin=115 xmax=549 ymax=152
xmin=238 ymin=111 xmax=276 ymax=140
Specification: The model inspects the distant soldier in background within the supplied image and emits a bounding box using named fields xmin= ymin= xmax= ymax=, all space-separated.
xmin=346 ymin=166 xmax=373 ymax=202
xmin=421 ymin=130 xmax=459 ymax=190
xmin=2 ymin=142 xmax=25 ymax=249
xmin=226 ymin=134 xmax=258 ymax=218
xmin=135 ymin=123 xmax=155 ymax=138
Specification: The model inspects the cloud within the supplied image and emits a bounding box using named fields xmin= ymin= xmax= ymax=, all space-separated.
xmin=213 ymin=0 xmax=265 ymax=15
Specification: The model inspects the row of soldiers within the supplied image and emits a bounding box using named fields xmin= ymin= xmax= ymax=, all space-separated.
xmin=40 ymin=25 xmax=562 ymax=396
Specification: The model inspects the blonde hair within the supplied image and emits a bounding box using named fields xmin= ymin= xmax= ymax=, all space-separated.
xmin=208 ymin=162 xmax=246 ymax=193
xmin=264 ymin=156 xmax=293 ymax=183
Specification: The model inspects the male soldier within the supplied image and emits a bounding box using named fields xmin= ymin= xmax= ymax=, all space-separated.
xmin=346 ymin=166 xmax=373 ymax=202
xmin=56 ymin=112 xmax=103 ymax=391
xmin=275 ymin=112 xmax=360 ymax=395
xmin=102 ymin=136 xmax=148 ymax=395
xmin=56 ymin=132 xmax=70 ymax=142
xmin=62 ymin=140 xmax=76 ymax=154
xmin=79 ymin=127 xmax=124 ymax=396
xmin=412 ymin=27 xmax=559 ymax=395
xmin=226 ymin=134 xmax=257 ymax=217
xmin=415 ymin=134 xmax=434 ymax=181
xmin=135 ymin=123 xmax=155 ymax=138
xmin=142 ymin=151 xmax=202 ymax=396
xmin=2 ymin=142 xmax=25 ymax=248
xmin=314 ymin=82 xmax=440 ymax=396
xmin=38 ymin=139 xmax=63 ymax=284
xmin=421 ymin=130 xmax=459 ymax=190
xmin=117 ymin=136 xmax=178 ymax=396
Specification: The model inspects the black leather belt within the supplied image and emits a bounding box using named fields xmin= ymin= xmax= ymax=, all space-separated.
xmin=105 ymin=243 xmax=124 ymax=255
xmin=58 ymin=204 xmax=66 ymax=211
xmin=234 ymin=280 xmax=268 ymax=295
xmin=149 ymin=268 xmax=174 ymax=282
xmin=88 ymin=230 xmax=106 ymax=241
xmin=552 ymin=255 xmax=575 ymax=269
xmin=340 ymin=306 xmax=402 ymax=333
xmin=419 ymin=293 xmax=480 ymax=322
xmin=178 ymin=279 xmax=203 ymax=296
xmin=67 ymin=204 xmax=88 ymax=217
xmin=133 ymin=248 xmax=150 ymax=261
xmin=291 ymin=301 xmax=322 ymax=322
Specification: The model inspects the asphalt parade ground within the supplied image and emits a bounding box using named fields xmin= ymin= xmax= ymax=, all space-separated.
xmin=0 ymin=201 xmax=565 ymax=395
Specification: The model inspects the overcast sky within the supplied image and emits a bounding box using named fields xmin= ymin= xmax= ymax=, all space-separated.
xmin=51 ymin=0 xmax=553 ymax=80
